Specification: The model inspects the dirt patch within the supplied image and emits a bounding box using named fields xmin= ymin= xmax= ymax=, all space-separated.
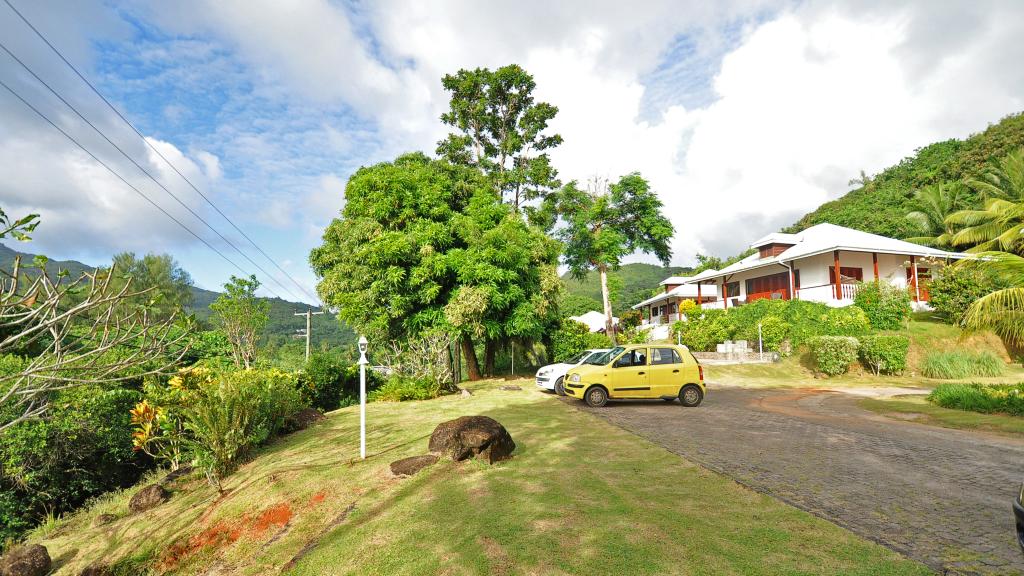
xmin=253 ymin=503 xmax=292 ymax=533
xmin=477 ymin=536 xmax=512 ymax=575
xmin=158 ymin=502 xmax=294 ymax=571
xmin=308 ymin=491 xmax=327 ymax=507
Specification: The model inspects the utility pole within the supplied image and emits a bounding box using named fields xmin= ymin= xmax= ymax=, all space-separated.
xmin=294 ymin=308 xmax=325 ymax=361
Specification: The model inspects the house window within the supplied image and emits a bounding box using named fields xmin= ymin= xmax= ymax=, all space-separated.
xmin=724 ymin=281 xmax=740 ymax=298
xmin=829 ymin=267 xmax=864 ymax=284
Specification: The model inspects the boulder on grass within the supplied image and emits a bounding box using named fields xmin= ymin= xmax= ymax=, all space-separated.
xmin=390 ymin=454 xmax=439 ymax=477
xmin=0 ymin=544 xmax=50 ymax=576
xmin=128 ymin=484 xmax=169 ymax=513
xmin=284 ymin=407 xmax=324 ymax=432
xmin=79 ymin=561 xmax=110 ymax=576
xmin=91 ymin=513 xmax=117 ymax=528
xmin=428 ymin=416 xmax=515 ymax=464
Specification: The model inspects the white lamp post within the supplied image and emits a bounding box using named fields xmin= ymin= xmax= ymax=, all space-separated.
xmin=358 ymin=335 xmax=368 ymax=460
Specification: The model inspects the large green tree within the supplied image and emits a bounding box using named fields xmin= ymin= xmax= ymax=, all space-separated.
xmin=958 ymin=251 xmax=1024 ymax=347
xmin=948 ymin=147 xmax=1024 ymax=254
xmin=557 ymin=173 xmax=674 ymax=342
xmin=112 ymin=252 xmax=193 ymax=318
xmin=436 ymin=64 xmax=562 ymax=216
xmin=210 ymin=275 xmax=269 ymax=369
xmin=310 ymin=153 xmax=559 ymax=380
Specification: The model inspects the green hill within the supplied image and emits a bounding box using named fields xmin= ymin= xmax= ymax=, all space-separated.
xmin=0 ymin=243 xmax=354 ymax=349
xmin=786 ymin=112 xmax=1024 ymax=238
xmin=561 ymin=262 xmax=690 ymax=315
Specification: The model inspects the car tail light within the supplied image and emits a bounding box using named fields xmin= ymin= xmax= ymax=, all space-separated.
xmin=698 ymin=365 xmax=704 ymax=381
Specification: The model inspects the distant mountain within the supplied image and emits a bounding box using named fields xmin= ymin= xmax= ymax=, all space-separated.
xmin=561 ymin=262 xmax=690 ymax=315
xmin=786 ymin=112 xmax=1024 ymax=238
xmin=0 ymin=243 xmax=355 ymax=349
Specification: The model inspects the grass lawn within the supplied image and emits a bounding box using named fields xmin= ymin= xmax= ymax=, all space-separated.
xmin=858 ymin=394 xmax=1024 ymax=438
xmin=31 ymin=379 xmax=929 ymax=575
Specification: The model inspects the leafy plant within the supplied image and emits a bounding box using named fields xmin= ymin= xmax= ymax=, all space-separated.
xmin=854 ymin=282 xmax=911 ymax=330
xmin=210 ymin=275 xmax=270 ymax=369
xmin=674 ymin=310 xmax=732 ymax=352
xmin=928 ymin=382 xmax=1024 ymax=415
xmin=920 ymin=351 xmax=1005 ymax=379
xmin=808 ymin=336 xmax=860 ymax=376
xmin=858 ymin=335 xmax=910 ymax=375
xmin=928 ymin=265 xmax=1008 ymax=325
xmin=299 ymin=353 xmax=347 ymax=411
xmin=368 ymin=375 xmax=442 ymax=402
xmin=551 ymin=319 xmax=594 ymax=362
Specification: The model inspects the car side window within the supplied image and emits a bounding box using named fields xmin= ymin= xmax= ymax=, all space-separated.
xmin=651 ymin=348 xmax=681 ymax=365
xmin=614 ymin=349 xmax=647 ymax=367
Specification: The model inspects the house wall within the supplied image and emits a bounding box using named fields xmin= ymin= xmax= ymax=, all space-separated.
xmin=699 ymin=251 xmax=934 ymax=310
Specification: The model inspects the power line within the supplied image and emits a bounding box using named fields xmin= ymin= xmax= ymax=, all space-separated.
xmin=2 ymin=0 xmax=322 ymax=305
xmin=0 ymin=40 xmax=302 ymax=303
xmin=0 ymin=77 xmax=281 ymax=297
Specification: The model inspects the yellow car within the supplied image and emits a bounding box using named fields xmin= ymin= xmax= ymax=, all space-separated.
xmin=563 ymin=344 xmax=705 ymax=408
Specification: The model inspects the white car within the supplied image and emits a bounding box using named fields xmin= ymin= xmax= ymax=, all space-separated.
xmin=535 ymin=349 xmax=611 ymax=396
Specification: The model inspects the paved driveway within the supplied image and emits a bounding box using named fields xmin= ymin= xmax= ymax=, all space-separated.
xmin=570 ymin=387 xmax=1024 ymax=575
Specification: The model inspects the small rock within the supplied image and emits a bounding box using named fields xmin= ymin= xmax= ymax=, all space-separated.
xmin=284 ymin=407 xmax=325 ymax=432
xmin=128 ymin=483 xmax=169 ymax=514
xmin=0 ymin=544 xmax=50 ymax=576
xmin=498 ymin=385 xmax=521 ymax=391
xmin=428 ymin=416 xmax=516 ymax=464
xmin=160 ymin=465 xmax=194 ymax=487
xmin=79 ymin=561 xmax=110 ymax=576
xmin=389 ymin=454 xmax=439 ymax=476
xmin=91 ymin=513 xmax=117 ymax=527
xmin=460 ymin=388 xmax=472 ymax=397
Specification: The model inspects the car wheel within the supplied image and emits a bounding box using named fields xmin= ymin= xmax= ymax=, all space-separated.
xmin=554 ymin=377 xmax=566 ymax=396
xmin=679 ymin=385 xmax=703 ymax=407
xmin=584 ymin=386 xmax=608 ymax=408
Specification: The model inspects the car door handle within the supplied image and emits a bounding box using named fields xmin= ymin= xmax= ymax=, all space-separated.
xmin=638 ymin=371 xmax=645 ymax=375
xmin=672 ymin=369 xmax=680 ymax=373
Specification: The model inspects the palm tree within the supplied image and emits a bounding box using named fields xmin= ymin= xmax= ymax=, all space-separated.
xmin=947 ymin=147 xmax=1024 ymax=254
xmin=904 ymin=182 xmax=967 ymax=247
xmin=960 ymin=251 xmax=1024 ymax=347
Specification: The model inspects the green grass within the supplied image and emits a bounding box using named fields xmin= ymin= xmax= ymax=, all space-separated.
xmin=927 ymin=382 xmax=1024 ymax=416
xmin=919 ymin=351 xmax=1005 ymax=379
xmin=859 ymin=394 xmax=1024 ymax=437
xmin=27 ymin=380 xmax=927 ymax=576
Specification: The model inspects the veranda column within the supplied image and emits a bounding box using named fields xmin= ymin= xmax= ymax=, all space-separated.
xmin=697 ymin=282 xmax=702 ymax=309
xmin=722 ymin=279 xmax=728 ymax=310
xmin=872 ymin=252 xmax=879 ymax=283
xmin=910 ymin=255 xmax=920 ymax=302
xmin=833 ymin=250 xmax=842 ymax=301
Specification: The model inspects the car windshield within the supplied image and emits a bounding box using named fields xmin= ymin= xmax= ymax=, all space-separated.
xmin=585 ymin=346 xmax=624 ymax=365
xmin=566 ymin=350 xmax=591 ymax=364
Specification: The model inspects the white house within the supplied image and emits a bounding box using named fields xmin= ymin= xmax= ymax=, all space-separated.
xmin=635 ymin=223 xmax=968 ymax=325
xmin=631 ymin=277 xmax=718 ymax=326
xmin=569 ymin=310 xmax=619 ymax=333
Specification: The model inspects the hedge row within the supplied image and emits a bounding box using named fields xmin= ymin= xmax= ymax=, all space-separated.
xmin=808 ymin=334 xmax=910 ymax=376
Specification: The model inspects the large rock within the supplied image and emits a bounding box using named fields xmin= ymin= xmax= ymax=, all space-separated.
xmin=390 ymin=454 xmax=439 ymax=477
xmin=128 ymin=483 xmax=169 ymax=513
xmin=0 ymin=544 xmax=50 ymax=576
xmin=428 ymin=416 xmax=516 ymax=464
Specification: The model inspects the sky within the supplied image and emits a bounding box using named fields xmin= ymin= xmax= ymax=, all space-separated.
xmin=1 ymin=0 xmax=1022 ymax=303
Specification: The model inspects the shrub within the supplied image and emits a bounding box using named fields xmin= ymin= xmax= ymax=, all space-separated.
xmin=920 ymin=351 xmax=1006 ymax=379
xmin=858 ymin=335 xmax=910 ymax=375
xmin=928 ymin=382 xmax=1024 ymax=415
xmin=299 ymin=353 xmax=347 ymax=411
xmin=0 ymin=385 xmax=148 ymax=543
xmin=183 ymin=369 xmax=304 ymax=489
xmin=739 ymin=315 xmax=790 ymax=352
xmin=551 ymin=319 xmax=593 ymax=362
xmin=928 ymin=266 xmax=1008 ymax=325
xmin=678 ymin=299 xmax=699 ymax=318
xmin=584 ymin=331 xmax=614 ymax=349
xmin=618 ymin=309 xmax=641 ymax=330
xmin=677 ymin=309 xmax=733 ymax=352
xmin=819 ymin=306 xmax=871 ymax=337
xmin=809 ymin=336 xmax=860 ymax=376
xmin=368 ymin=375 xmax=442 ymax=402
xmin=854 ymin=282 xmax=911 ymax=330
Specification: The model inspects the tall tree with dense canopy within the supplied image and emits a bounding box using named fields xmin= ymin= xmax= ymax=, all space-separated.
xmin=310 ymin=153 xmax=559 ymax=380
xmin=557 ymin=173 xmax=674 ymax=342
xmin=436 ymin=64 xmax=563 ymax=216
xmin=112 ymin=252 xmax=193 ymax=318
xmin=948 ymin=147 xmax=1024 ymax=254
xmin=903 ymin=182 xmax=968 ymax=248
xmin=210 ymin=275 xmax=269 ymax=369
